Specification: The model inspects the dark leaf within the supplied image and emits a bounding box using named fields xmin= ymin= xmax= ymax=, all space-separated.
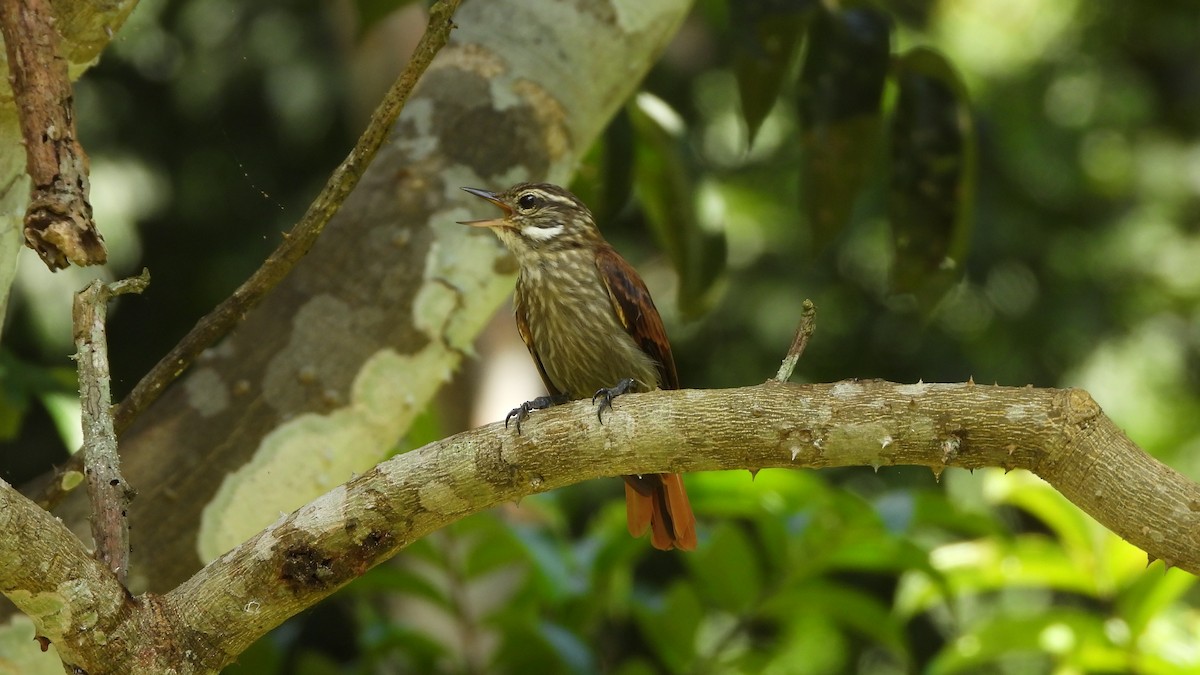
xmin=732 ymin=1 xmax=816 ymax=143
xmin=629 ymin=94 xmax=727 ymax=319
xmin=600 ymin=109 xmax=636 ymax=226
xmin=888 ymin=46 xmax=974 ymax=305
xmin=797 ymin=4 xmax=893 ymax=248
xmin=353 ymin=0 xmax=421 ymax=40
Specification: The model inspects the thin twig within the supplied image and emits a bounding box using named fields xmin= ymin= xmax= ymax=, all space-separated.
xmin=774 ymin=299 xmax=816 ymax=382
xmin=73 ymin=269 xmax=150 ymax=583
xmin=0 ymin=0 xmax=107 ymax=269
xmin=35 ymin=0 xmax=463 ymax=509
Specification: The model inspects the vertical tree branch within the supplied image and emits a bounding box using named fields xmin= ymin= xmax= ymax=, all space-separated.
xmin=775 ymin=299 xmax=817 ymax=382
xmin=0 ymin=0 xmax=107 ymax=270
xmin=33 ymin=0 xmax=463 ymax=510
xmin=73 ymin=270 xmax=150 ymax=583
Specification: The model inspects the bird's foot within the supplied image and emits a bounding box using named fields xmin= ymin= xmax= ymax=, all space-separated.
xmin=592 ymin=378 xmax=637 ymax=423
xmin=506 ymin=394 xmax=568 ymax=434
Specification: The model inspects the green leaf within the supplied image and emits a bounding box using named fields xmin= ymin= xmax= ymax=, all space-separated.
xmin=764 ymin=610 xmax=849 ymax=674
xmin=984 ymin=472 xmax=1096 ymax=568
xmin=344 ymin=562 xmax=452 ymax=609
xmin=459 ymin=515 xmax=527 ymax=577
xmin=352 ymin=0 xmax=420 ymax=40
xmin=888 ymin=46 xmax=975 ymax=305
xmin=634 ymin=582 xmax=703 ymax=673
xmin=1117 ymin=567 xmax=1196 ymax=639
xmin=911 ymin=490 xmax=1005 ymax=539
xmin=491 ymin=620 xmax=598 ymax=675
xmin=629 ymin=93 xmax=727 ymax=319
xmin=598 ymin=108 xmax=638 ymax=227
xmin=513 ymin=524 xmax=588 ymax=602
xmin=684 ymin=521 xmax=763 ymax=613
xmin=763 ymin=580 xmax=910 ymax=662
xmin=927 ymin=609 xmax=1127 ymax=675
xmin=0 ymin=349 xmax=76 ymax=442
xmin=537 ymin=621 xmax=597 ymax=674
xmin=732 ymin=1 xmax=813 ymax=143
xmin=797 ymin=4 xmax=893 ymax=248
xmin=932 ymin=536 xmax=1101 ymax=597
xmin=359 ymin=621 xmax=450 ymax=670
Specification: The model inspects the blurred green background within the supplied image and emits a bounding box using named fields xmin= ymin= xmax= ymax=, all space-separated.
xmin=3 ymin=0 xmax=1199 ymax=672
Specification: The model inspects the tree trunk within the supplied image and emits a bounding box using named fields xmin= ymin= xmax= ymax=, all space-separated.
xmin=52 ymin=0 xmax=693 ymax=592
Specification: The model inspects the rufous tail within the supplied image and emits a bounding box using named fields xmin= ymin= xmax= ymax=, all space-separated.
xmin=624 ymin=473 xmax=697 ymax=551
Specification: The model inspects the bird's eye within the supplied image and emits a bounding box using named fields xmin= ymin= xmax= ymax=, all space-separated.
xmin=517 ymin=193 xmax=539 ymax=210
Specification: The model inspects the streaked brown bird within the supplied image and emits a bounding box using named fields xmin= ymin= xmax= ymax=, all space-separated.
xmin=461 ymin=182 xmax=697 ymax=551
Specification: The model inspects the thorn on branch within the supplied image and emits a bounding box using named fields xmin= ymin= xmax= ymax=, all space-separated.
xmin=774 ymin=299 xmax=817 ymax=383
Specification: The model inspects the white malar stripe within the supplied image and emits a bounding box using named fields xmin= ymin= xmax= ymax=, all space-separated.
xmin=523 ymin=224 xmax=564 ymax=241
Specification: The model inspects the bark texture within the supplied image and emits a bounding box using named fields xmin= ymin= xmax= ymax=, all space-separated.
xmin=58 ymin=0 xmax=693 ymax=591
xmin=3 ymin=382 xmax=1196 ymax=672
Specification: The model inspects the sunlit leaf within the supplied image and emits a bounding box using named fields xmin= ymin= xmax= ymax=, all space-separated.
xmin=1116 ymin=567 xmax=1196 ymax=639
xmin=797 ymin=4 xmax=893 ymax=248
xmin=984 ymin=471 xmax=1096 ymax=570
xmin=926 ymin=609 xmax=1127 ymax=675
xmin=888 ymin=46 xmax=974 ymax=305
xmin=934 ymin=536 xmax=1099 ymax=597
xmin=766 ymin=610 xmax=849 ymax=674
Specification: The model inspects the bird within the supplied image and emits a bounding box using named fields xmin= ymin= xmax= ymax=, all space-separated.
xmin=460 ymin=182 xmax=697 ymax=551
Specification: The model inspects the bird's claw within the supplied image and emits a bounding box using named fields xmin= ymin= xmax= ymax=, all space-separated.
xmin=505 ymin=394 xmax=567 ymax=434
xmin=505 ymin=403 xmax=533 ymax=433
xmin=592 ymin=378 xmax=637 ymax=423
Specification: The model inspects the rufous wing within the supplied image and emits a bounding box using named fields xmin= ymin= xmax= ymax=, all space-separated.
xmin=594 ymin=245 xmax=679 ymax=391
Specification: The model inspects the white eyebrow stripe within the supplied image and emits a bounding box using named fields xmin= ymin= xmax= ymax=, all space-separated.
xmin=536 ymin=191 xmax=579 ymax=208
xmin=522 ymin=224 xmax=564 ymax=241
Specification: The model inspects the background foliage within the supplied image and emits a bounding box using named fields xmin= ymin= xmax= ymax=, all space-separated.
xmin=3 ymin=0 xmax=1200 ymax=672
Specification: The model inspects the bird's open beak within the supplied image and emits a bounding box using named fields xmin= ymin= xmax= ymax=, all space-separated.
xmin=459 ymin=187 xmax=511 ymax=227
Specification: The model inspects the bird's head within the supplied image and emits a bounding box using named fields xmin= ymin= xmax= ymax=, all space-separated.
xmin=460 ymin=183 xmax=601 ymax=260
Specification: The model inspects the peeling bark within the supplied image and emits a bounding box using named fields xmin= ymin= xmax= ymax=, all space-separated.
xmin=0 ymin=0 xmax=107 ymax=269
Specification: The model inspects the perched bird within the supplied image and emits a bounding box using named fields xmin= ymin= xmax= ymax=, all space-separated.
xmin=461 ymin=182 xmax=697 ymax=551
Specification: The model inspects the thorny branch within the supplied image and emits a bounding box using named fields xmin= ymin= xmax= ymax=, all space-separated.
xmin=5 ymin=381 xmax=1196 ymax=673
